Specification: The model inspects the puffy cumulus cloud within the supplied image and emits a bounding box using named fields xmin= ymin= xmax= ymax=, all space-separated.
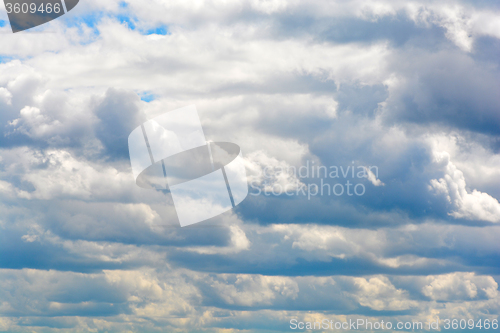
xmin=424 ymin=133 xmax=500 ymax=199
xmin=275 ymin=224 xmax=360 ymax=259
xmin=0 ymin=64 xmax=153 ymax=157
xmin=244 ymin=150 xmax=306 ymax=195
xmin=0 ymin=61 xmax=45 ymax=133
xmin=430 ymin=151 xmax=500 ymax=223
xmin=199 ymin=274 xmax=299 ymax=307
xmin=102 ymin=269 xmax=200 ymax=318
xmin=0 ymin=62 xmax=102 ymax=150
xmin=352 ymin=276 xmax=418 ymax=311
xmin=0 ymin=148 xmax=135 ymax=200
xmin=422 ymin=272 xmax=499 ymax=301
xmin=0 ymin=268 xmax=497 ymax=331
xmin=10 ymin=106 xmax=58 ymax=139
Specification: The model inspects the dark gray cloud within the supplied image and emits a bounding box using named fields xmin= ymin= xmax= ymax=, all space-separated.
xmin=94 ymin=88 xmax=146 ymax=160
xmin=382 ymin=49 xmax=500 ymax=135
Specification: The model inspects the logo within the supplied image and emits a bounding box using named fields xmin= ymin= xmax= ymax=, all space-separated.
xmin=128 ymin=105 xmax=249 ymax=227
xmin=3 ymin=0 xmax=79 ymax=33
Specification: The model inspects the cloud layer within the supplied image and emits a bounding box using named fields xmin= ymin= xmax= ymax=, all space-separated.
xmin=1 ymin=0 xmax=500 ymax=331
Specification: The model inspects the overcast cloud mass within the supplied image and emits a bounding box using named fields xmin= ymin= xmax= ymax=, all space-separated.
xmin=1 ymin=0 xmax=500 ymax=332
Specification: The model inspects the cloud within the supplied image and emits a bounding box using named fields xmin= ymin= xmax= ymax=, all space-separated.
xmin=94 ymin=88 xmax=146 ymax=159
xmin=1 ymin=0 xmax=500 ymax=331
xmin=381 ymin=49 xmax=500 ymax=135
xmin=422 ymin=272 xmax=499 ymax=301
xmin=365 ymin=166 xmax=385 ymax=186
xmin=244 ymin=150 xmax=306 ymax=194
xmin=0 ymin=87 xmax=12 ymax=105
xmin=430 ymin=151 xmax=500 ymax=223
xmin=0 ymin=147 xmax=134 ymax=200
xmin=352 ymin=276 xmax=418 ymax=311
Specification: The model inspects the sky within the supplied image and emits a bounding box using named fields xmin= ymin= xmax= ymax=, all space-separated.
xmin=0 ymin=0 xmax=500 ymax=332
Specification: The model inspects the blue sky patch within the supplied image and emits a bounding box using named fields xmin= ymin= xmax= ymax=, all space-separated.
xmin=117 ymin=15 xmax=136 ymax=30
xmin=146 ymin=25 xmax=169 ymax=36
xmin=139 ymin=92 xmax=155 ymax=102
xmin=0 ymin=55 xmax=14 ymax=63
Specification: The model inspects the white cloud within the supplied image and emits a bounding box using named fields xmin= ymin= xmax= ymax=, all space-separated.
xmin=422 ymin=272 xmax=499 ymax=301
xmin=353 ymin=276 xmax=417 ymax=311
xmin=0 ymin=179 xmax=31 ymax=199
xmin=10 ymin=106 xmax=63 ymax=139
xmin=414 ymin=5 xmax=475 ymax=52
xmin=430 ymin=151 xmax=500 ymax=223
xmin=364 ymin=166 xmax=385 ymax=186
xmin=207 ymin=274 xmax=299 ymax=307
xmin=244 ymin=150 xmax=306 ymax=194
xmin=0 ymin=148 xmax=144 ymax=201
xmin=269 ymin=222 xmax=500 ymax=267
xmin=1 ymin=0 xmax=500 ymax=331
xmin=0 ymin=87 xmax=12 ymax=105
